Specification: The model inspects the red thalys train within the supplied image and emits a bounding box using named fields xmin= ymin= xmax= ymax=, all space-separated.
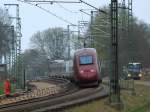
xmin=73 ymin=48 xmax=101 ymax=86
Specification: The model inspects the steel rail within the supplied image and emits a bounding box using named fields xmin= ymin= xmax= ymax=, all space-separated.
xmin=0 ymin=75 xmax=109 ymax=112
xmin=0 ymin=84 xmax=108 ymax=112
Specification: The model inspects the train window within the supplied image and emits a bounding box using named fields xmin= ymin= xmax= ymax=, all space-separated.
xmin=79 ymin=55 xmax=93 ymax=65
xmin=127 ymin=63 xmax=142 ymax=72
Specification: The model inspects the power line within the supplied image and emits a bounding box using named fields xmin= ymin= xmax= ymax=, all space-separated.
xmin=23 ymin=0 xmax=81 ymax=4
xmin=56 ymin=2 xmax=78 ymax=13
xmin=17 ymin=0 xmax=76 ymax=25
xmin=79 ymin=0 xmax=108 ymax=14
xmin=79 ymin=9 xmax=91 ymax=16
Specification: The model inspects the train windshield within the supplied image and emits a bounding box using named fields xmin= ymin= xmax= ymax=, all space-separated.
xmin=128 ymin=63 xmax=142 ymax=72
xmin=128 ymin=64 xmax=141 ymax=69
xmin=79 ymin=55 xmax=93 ymax=65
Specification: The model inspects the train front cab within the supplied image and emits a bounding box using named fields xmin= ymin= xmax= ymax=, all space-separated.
xmin=127 ymin=62 xmax=142 ymax=80
xmin=73 ymin=48 xmax=101 ymax=86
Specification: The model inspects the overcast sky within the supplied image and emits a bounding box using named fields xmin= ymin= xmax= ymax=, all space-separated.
xmin=0 ymin=0 xmax=150 ymax=51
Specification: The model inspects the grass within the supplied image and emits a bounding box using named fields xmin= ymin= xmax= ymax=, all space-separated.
xmin=66 ymin=99 xmax=117 ymax=112
xmin=66 ymin=84 xmax=150 ymax=112
xmin=122 ymin=84 xmax=150 ymax=112
xmin=0 ymin=82 xmax=4 ymax=95
xmin=129 ymin=102 xmax=150 ymax=112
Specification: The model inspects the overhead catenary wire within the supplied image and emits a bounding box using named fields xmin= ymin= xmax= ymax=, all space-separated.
xmin=17 ymin=0 xmax=76 ymax=26
xmin=79 ymin=0 xmax=108 ymax=15
xmin=79 ymin=5 xmax=86 ymax=24
xmin=79 ymin=9 xmax=91 ymax=16
xmin=92 ymin=27 xmax=110 ymax=36
xmin=56 ymin=2 xmax=78 ymax=13
xmin=23 ymin=0 xmax=81 ymax=4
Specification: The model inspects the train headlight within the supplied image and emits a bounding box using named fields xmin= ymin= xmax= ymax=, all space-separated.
xmin=80 ymin=70 xmax=84 ymax=74
xmin=128 ymin=74 xmax=131 ymax=77
xmin=139 ymin=74 xmax=142 ymax=77
xmin=90 ymin=69 xmax=95 ymax=73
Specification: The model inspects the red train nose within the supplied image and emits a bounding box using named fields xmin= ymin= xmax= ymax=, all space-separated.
xmin=79 ymin=69 xmax=97 ymax=80
xmin=80 ymin=69 xmax=95 ymax=74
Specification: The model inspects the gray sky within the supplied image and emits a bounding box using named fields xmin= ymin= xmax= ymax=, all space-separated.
xmin=0 ymin=0 xmax=150 ymax=51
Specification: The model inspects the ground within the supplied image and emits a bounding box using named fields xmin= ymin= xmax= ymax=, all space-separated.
xmin=66 ymin=81 xmax=150 ymax=112
xmin=30 ymin=82 xmax=58 ymax=89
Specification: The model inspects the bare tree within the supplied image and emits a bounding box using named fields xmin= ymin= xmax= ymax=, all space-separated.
xmin=30 ymin=27 xmax=67 ymax=59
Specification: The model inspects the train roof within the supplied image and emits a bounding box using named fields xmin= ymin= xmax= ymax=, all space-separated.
xmin=74 ymin=48 xmax=97 ymax=56
xmin=128 ymin=62 xmax=141 ymax=65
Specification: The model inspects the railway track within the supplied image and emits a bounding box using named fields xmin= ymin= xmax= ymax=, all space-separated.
xmin=0 ymin=78 xmax=108 ymax=112
xmin=31 ymin=85 xmax=108 ymax=112
xmin=0 ymin=77 xmax=75 ymax=105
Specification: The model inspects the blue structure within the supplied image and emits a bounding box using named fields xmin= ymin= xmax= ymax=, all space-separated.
xmin=127 ymin=62 xmax=142 ymax=79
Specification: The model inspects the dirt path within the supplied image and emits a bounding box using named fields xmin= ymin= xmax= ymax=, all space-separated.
xmin=30 ymin=82 xmax=58 ymax=89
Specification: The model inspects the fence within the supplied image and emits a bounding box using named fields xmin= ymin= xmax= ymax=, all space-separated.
xmin=103 ymin=79 xmax=135 ymax=94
